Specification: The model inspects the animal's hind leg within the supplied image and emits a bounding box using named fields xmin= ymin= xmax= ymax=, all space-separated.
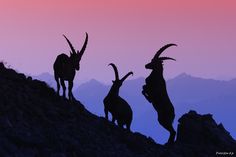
xmin=55 ymin=75 xmax=60 ymax=96
xmin=117 ymin=121 xmax=124 ymax=129
xmin=159 ymin=118 xmax=176 ymax=144
xmin=126 ymin=122 xmax=131 ymax=131
xmin=164 ymin=123 xmax=176 ymax=145
xmin=60 ymin=79 xmax=66 ymax=99
xmin=168 ymin=125 xmax=176 ymax=144
xmin=68 ymin=81 xmax=75 ymax=101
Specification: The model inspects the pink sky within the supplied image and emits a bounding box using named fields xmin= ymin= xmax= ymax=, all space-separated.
xmin=0 ymin=0 xmax=236 ymax=83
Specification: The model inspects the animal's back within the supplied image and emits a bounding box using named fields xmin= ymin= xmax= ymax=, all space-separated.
xmin=114 ymin=97 xmax=133 ymax=124
xmin=53 ymin=54 xmax=69 ymax=72
xmin=53 ymin=54 xmax=74 ymax=80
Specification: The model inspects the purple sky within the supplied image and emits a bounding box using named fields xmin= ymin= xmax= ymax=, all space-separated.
xmin=0 ymin=0 xmax=236 ymax=83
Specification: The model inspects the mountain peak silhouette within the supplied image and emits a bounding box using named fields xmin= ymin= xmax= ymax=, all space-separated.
xmin=174 ymin=73 xmax=191 ymax=79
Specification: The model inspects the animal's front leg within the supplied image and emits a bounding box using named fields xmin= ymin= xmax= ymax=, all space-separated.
xmin=60 ymin=79 xmax=66 ymax=99
xmin=55 ymin=76 xmax=60 ymax=96
xmin=112 ymin=116 xmax=116 ymax=124
xmin=104 ymin=108 xmax=109 ymax=120
xmin=142 ymin=85 xmax=152 ymax=103
xmin=68 ymin=81 xmax=76 ymax=101
xmin=142 ymin=91 xmax=152 ymax=103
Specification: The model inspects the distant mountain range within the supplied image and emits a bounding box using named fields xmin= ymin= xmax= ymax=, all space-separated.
xmin=33 ymin=72 xmax=56 ymax=88
xmin=34 ymin=72 xmax=236 ymax=144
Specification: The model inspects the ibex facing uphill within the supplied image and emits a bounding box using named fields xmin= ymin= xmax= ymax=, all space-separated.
xmin=142 ymin=44 xmax=177 ymax=144
xmin=53 ymin=33 xmax=88 ymax=101
xmin=103 ymin=63 xmax=133 ymax=131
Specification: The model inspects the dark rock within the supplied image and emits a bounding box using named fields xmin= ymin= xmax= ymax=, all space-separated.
xmin=176 ymin=110 xmax=236 ymax=151
xmin=0 ymin=62 xmax=5 ymax=71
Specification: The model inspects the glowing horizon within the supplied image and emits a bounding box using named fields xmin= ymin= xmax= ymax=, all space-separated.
xmin=0 ymin=0 xmax=236 ymax=82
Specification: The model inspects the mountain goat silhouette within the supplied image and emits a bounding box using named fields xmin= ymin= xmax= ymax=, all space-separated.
xmin=103 ymin=63 xmax=133 ymax=131
xmin=53 ymin=32 xmax=88 ymax=101
xmin=142 ymin=44 xmax=177 ymax=144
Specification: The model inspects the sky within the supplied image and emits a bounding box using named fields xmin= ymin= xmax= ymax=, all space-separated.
xmin=0 ymin=0 xmax=236 ymax=83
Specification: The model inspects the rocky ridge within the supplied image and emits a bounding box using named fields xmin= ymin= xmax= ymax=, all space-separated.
xmin=0 ymin=62 xmax=235 ymax=157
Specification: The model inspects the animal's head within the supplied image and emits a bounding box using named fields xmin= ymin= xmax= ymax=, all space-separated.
xmin=109 ymin=63 xmax=133 ymax=89
xmin=145 ymin=43 xmax=177 ymax=71
xmin=63 ymin=32 xmax=88 ymax=70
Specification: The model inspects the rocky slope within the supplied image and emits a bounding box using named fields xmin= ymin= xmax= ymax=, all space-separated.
xmin=0 ymin=62 xmax=235 ymax=157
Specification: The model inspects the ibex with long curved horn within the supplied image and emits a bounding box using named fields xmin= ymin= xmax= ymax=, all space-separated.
xmin=142 ymin=44 xmax=177 ymax=144
xmin=53 ymin=32 xmax=88 ymax=101
xmin=103 ymin=63 xmax=133 ymax=131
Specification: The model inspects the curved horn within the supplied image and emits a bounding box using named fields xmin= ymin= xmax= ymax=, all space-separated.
xmin=159 ymin=56 xmax=176 ymax=61
xmin=108 ymin=63 xmax=119 ymax=80
xmin=153 ymin=43 xmax=177 ymax=60
xmin=78 ymin=32 xmax=88 ymax=59
xmin=63 ymin=35 xmax=76 ymax=54
xmin=121 ymin=72 xmax=133 ymax=82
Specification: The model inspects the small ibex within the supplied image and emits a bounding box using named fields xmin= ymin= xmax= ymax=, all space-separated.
xmin=103 ymin=63 xmax=133 ymax=131
xmin=53 ymin=32 xmax=88 ymax=101
xmin=142 ymin=43 xmax=177 ymax=145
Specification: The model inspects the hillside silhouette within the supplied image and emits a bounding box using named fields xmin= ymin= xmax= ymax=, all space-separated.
xmin=1 ymin=62 xmax=235 ymax=156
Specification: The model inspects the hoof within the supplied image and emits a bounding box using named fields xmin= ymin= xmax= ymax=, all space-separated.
xmin=164 ymin=140 xmax=175 ymax=146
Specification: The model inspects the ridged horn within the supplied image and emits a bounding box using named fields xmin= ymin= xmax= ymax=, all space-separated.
xmin=109 ymin=63 xmax=119 ymax=80
xmin=78 ymin=32 xmax=88 ymax=60
xmin=159 ymin=57 xmax=176 ymax=61
xmin=121 ymin=72 xmax=133 ymax=82
xmin=153 ymin=43 xmax=177 ymax=60
xmin=63 ymin=35 xmax=76 ymax=54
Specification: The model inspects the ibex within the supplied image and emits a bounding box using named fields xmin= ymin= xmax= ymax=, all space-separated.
xmin=103 ymin=63 xmax=133 ymax=131
xmin=53 ymin=32 xmax=88 ymax=101
xmin=142 ymin=44 xmax=177 ymax=144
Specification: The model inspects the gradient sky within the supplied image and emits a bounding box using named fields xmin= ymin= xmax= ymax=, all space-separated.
xmin=0 ymin=0 xmax=236 ymax=83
